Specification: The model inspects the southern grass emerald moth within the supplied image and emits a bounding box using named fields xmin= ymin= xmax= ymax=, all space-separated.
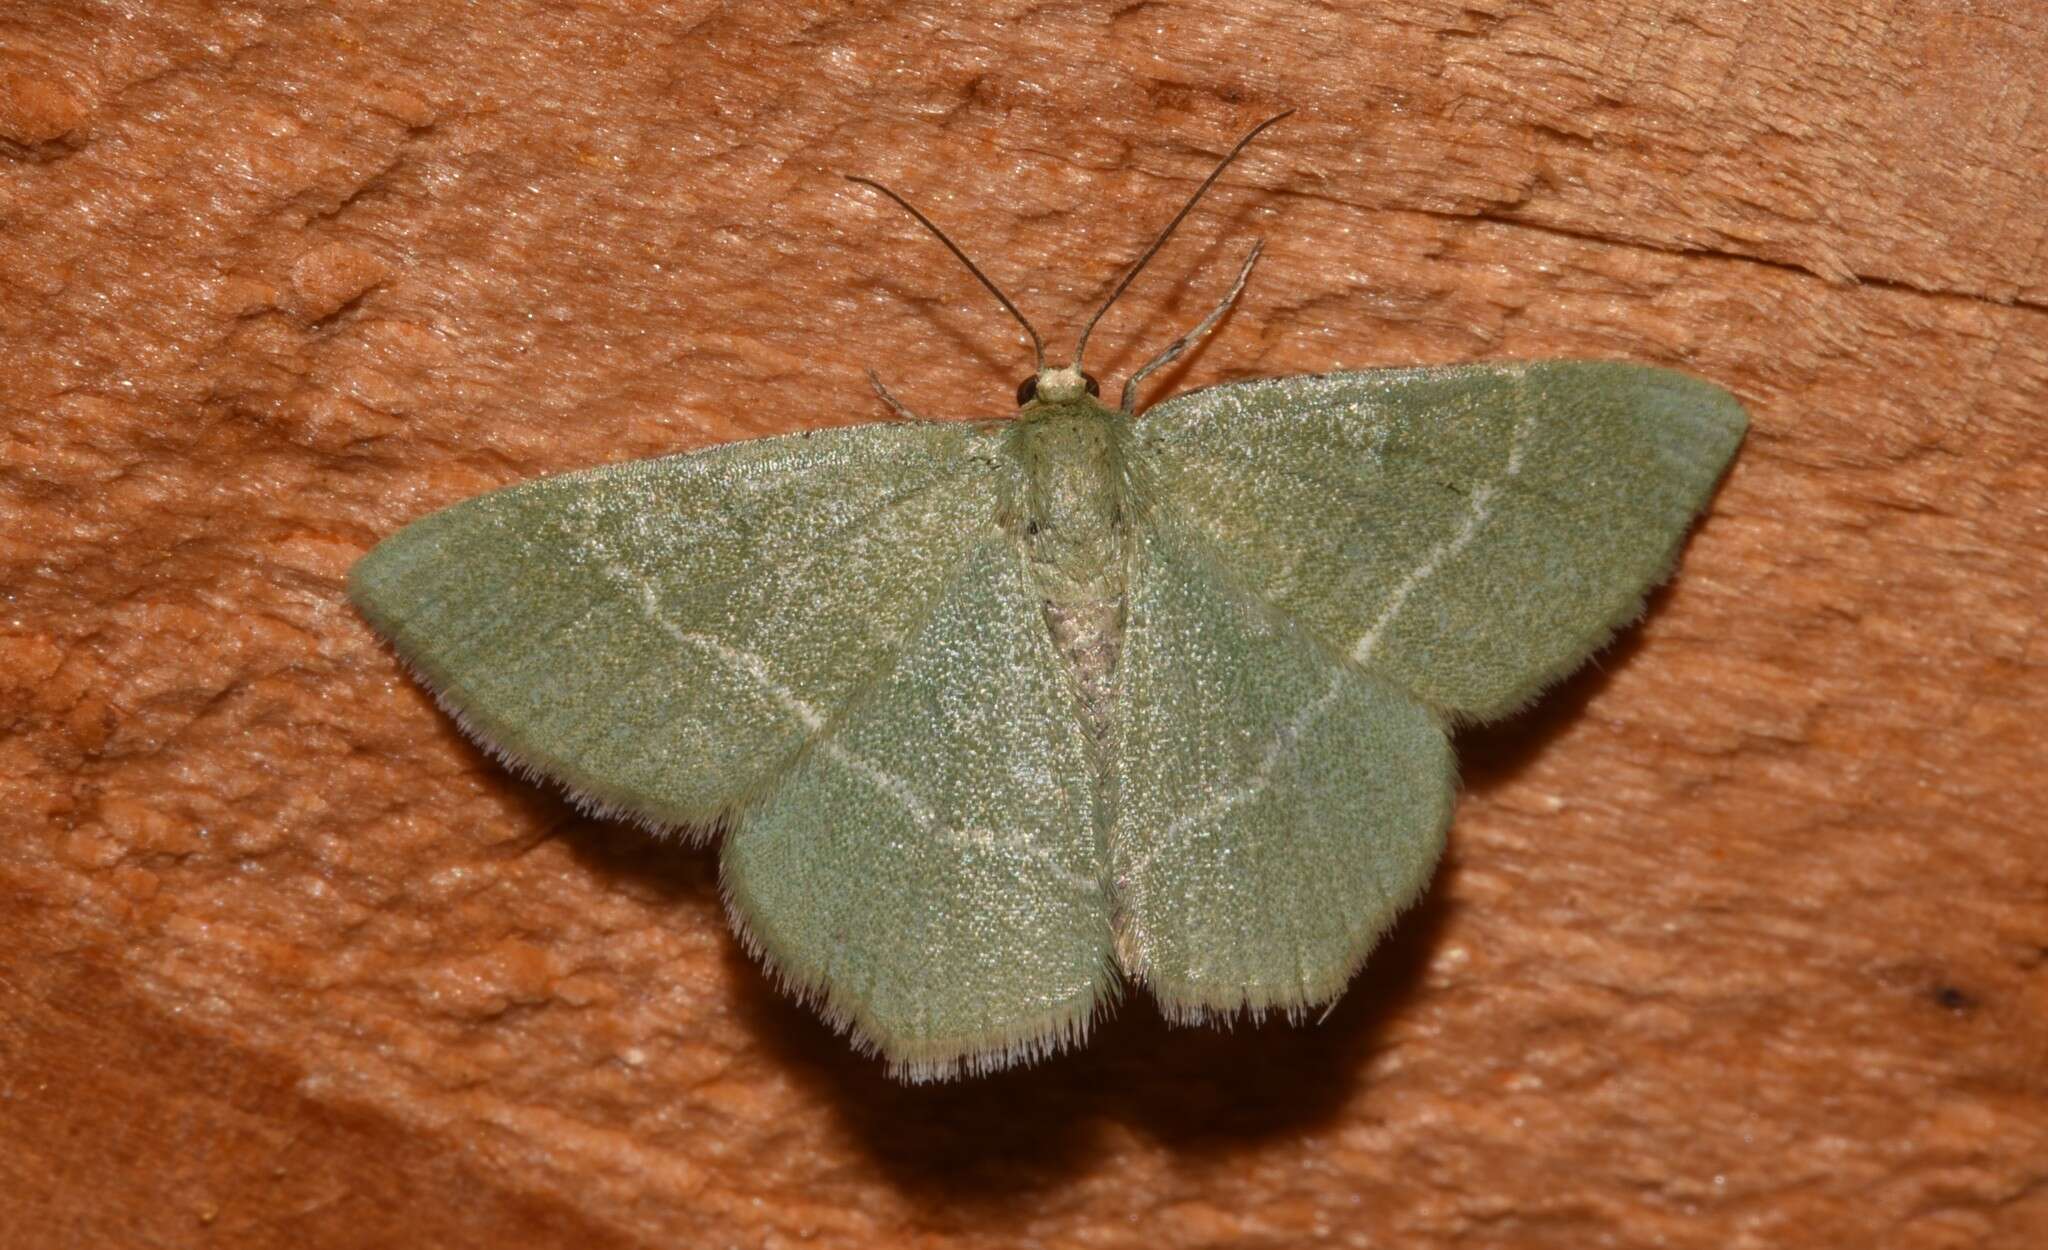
xmin=349 ymin=114 xmax=1746 ymax=1081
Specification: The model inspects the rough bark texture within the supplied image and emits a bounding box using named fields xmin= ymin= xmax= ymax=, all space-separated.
xmin=4 ymin=2 xmax=2044 ymax=1247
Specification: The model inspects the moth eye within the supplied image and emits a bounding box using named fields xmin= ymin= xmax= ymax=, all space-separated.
xmin=1015 ymin=376 xmax=1038 ymax=407
xmin=1082 ymin=372 xmax=1100 ymax=398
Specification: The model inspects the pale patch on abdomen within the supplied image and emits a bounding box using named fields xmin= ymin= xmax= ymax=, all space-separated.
xmin=1042 ymin=592 xmax=1124 ymax=749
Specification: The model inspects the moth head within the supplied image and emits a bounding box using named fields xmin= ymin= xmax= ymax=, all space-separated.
xmin=1018 ymin=365 xmax=1101 ymax=408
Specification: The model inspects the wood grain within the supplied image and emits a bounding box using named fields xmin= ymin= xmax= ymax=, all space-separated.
xmin=4 ymin=2 xmax=2043 ymax=1246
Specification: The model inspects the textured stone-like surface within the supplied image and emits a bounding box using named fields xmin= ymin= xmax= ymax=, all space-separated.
xmin=4 ymin=2 xmax=2045 ymax=1247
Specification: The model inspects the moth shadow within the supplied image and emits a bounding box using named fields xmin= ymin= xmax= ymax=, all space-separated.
xmin=1455 ymin=597 xmax=1657 ymax=793
xmin=1092 ymin=193 xmax=1268 ymax=394
xmin=546 ymin=811 xmax=724 ymax=906
xmin=418 ymin=696 xmax=728 ymax=916
xmin=863 ymin=272 xmax=1018 ymax=397
xmin=727 ymin=845 xmax=1457 ymax=1208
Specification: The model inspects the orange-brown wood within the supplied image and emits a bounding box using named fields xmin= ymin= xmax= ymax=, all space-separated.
xmin=4 ymin=2 xmax=2044 ymax=1246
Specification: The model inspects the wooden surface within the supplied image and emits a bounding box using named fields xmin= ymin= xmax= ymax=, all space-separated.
xmin=4 ymin=1 xmax=2045 ymax=1246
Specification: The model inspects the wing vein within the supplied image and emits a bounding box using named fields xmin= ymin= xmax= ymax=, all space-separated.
xmin=816 ymin=715 xmax=1102 ymax=898
xmin=598 ymin=549 xmax=831 ymax=731
xmin=1348 ymin=404 xmax=1537 ymax=665
xmin=1122 ymin=666 xmax=1348 ymax=887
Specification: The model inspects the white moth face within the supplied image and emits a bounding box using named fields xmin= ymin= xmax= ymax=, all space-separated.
xmin=1030 ymin=364 xmax=1095 ymax=404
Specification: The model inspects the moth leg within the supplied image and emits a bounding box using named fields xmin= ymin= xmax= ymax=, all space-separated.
xmin=1119 ymin=240 xmax=1264 ymax=414
xmin=866 ymin=369 xmax=924 ymax=422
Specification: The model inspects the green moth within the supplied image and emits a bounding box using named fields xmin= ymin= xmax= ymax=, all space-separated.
xmin=349 ymin=115 xmax=1746 ymax=1081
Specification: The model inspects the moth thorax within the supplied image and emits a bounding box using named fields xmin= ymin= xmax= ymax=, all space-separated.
xmin=1013 ymin=411 xmax=1127 ymax=582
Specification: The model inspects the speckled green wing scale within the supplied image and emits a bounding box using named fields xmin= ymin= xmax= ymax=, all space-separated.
xmin=350 ymin=423 xmax=998 ymax=830
xmin=350 ymin=115 xmax=1747 ymax=1081
xmin=1109 ymin=518 xmax=1455 ymax=1020
xmin=1135 ymin=362 xmax=1749 ymax=722
xmin=722 ymin=541 xmax=1113 ymax=1079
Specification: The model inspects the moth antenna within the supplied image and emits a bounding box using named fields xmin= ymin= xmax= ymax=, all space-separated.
xmin=846 ymin=175 xmax=1046 ymax=371
xmin=1071 ymin=109 xmax=1293 ymax=372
